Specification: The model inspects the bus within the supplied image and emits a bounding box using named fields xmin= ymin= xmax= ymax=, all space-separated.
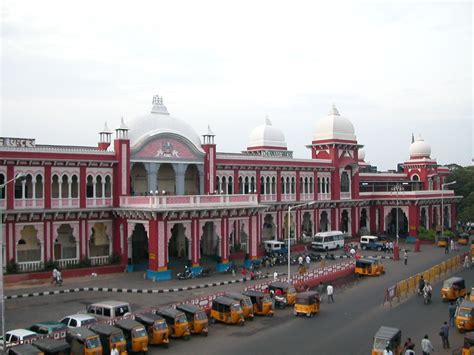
xmin=311 ymin=231 xmax=345 ymax=251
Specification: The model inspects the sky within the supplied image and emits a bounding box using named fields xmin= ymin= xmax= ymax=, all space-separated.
xmin=1 ymin=0 xmax=472 ymax=170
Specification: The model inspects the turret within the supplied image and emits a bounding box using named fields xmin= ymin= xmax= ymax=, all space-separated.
xmin=113 ymin=117 xmax=130 ymax=206
xmin=98 ymin=122 xmax=113 ymax=150
xmin=202 ymin=125 xmax=217 ymax=194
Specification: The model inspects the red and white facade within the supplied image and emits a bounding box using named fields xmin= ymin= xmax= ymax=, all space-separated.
xmin=0 ymin=97 xmax=460 ymax=280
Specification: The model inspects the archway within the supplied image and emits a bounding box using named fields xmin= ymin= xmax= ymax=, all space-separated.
xmin=432 ymin=207 xmax=439 ymax=230
xmin=262 ymin=214 xmax=275 ymax=242
xmin=301 ymin=212 xmax=313 ymax=239
xmin=200 ymin=222 xmax=220 ymax=262
xmin=283 ymin=212 xmax=296 ymax=240
xmin=89 ymin=223 xmax=110 ymax=257
xmin=130 ymin=163 xmax=148 ymax=196
xmin=385 ymin=208 xmax=408 ymax=237
xmin=17 ymin=226 xmax=41 ymax=263
xmin=341 ymin=210 xmax=350 ymax=234
xmin=130 ymin=224 xmax=148 ymax=268
xmin=359 ymin=208 xmax=369 ymax=235
xmin=443 ymin=206 xmax=450 ymax=229
xmin=320 ymin=211 xmax=329 ymax=232
xmin=184 ymin=165 xmax=200 ymax=195
xmin=420 ymin=208 xmax=428 ymax=229
xmin=157 ymin=163 xmax=176 ymax=194
xmin=168 ymin=224 xmax=189 ymax=260
xmin=54 ymin=224 xmax=77 ymax=260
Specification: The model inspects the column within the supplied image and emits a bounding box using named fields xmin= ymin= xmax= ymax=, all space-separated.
xmin=146 ymin=163 xmax=159 ymax=193
xmin=369 ymin=206 xmax=376 ymax=234
xmin=197 ymin=165 xmax=205 ymax=195
xmin=191 ymin=218 xmax=200 ymax=266
xmin=173 ymin=163 xmax=186 ymax=195
xmin=148 ymin=219 xmax=158 ymax=271
xmin=146 ymin=217 xmax=172 ymax=281
xmin=296 ymin=171 xmax=301 ymax=201
xmin=276 ymin=170 xmax=282 ymax=202
xmin=408 ymin=203 xmax=419 ymax=237
xmin=249 ymin=215 xmax=258 ymax=260
xmin=68 ymin=181 xmax=72 ymax=206
xmin=351 ymin=207 xmax=357 ymax=237
xmin=219 ymin=217 xmax=229 ymax=265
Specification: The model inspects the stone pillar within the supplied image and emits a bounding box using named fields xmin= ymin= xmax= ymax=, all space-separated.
xmin=408 ymin=203 xmax=419 ymax=237
xmin=145 ymin=163 xmax=158 ymax=194
xmin=173 ymin=163 xmax=187 ymax=195
xmin=369 ymin=206 xmax=377 ymax=234
xmin=197 ymin=165 xmax=205 ymax=195
xmin=216 ymin=217 xmax=229 ymax=271
xmin=191 ymin=218 xmax=200 ymax=266
xmin=146 ymin=218 xmax=171 ymax=281
xmin=249 ymin=215 xmax=258 ymax=260
xmin=276 ymin=170 xmax=282 ymax=202
xmin=351 ymin=207 xmax=357 ymax=237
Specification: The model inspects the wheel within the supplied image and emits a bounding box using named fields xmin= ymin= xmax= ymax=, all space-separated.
xmin=269 ymin=313 xmax=274 ymax=317
xmin=306 ymin=313 xmax=311 ymax=318
xmin=377 ymin=247 xmax=382 ymax=252
xmin=184 ymin=335 xmax=191 ymax=341
xmin=203 ymin=332 xmax=208 ymax=337
xmin=210 ymin=317 xmax=216 ymax=324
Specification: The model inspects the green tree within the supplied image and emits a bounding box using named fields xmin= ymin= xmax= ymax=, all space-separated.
xmin=446 ymin=165 xmax=474 ymax=222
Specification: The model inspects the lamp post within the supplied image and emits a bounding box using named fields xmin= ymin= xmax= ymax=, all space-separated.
xmin=441 ymin=181 xmax=456 ymax=239
xmin=287 ymin=201 xmax=316 ymax=282
xmin=390 ymin=184 xmax=404 ymax=246
xmin=1 ymin=173 xmax=26 ymax=349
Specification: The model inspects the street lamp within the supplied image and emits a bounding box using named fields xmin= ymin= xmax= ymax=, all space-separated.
xmin=390 ymin=184 xmax=404 ymax=246
xmin=1 ymin=173 xmax=26 ymax=349
xmin=441 ymin=181 xmax=456 ymax=239
xmin=287 ymin=201 xmax=316 ymax=282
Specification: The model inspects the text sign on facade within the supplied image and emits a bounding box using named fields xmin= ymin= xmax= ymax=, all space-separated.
xmin=0 ymin=137 xmax=35 ymax=148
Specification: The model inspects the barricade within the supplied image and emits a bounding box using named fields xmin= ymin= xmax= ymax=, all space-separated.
xmin=383 ymin=285 xmax=398 ymax=306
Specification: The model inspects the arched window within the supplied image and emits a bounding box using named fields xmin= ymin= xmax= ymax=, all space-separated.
xmin=215 ymin=176 xmax=220 ymax=193
xmin=238 ymin=177 xmax=243 ymax=194
xmin=291 ymin=177 xmax=296 ymax=194
xmin=317 ymin=177 xmax=321 ymax=193
xmin=250 ymin=177 xmax=255 ymax=193
xmin=61 ymin=175 xmax=69 ymax=198
xmin=228 ymin=176 xmax=233 ymax=194
xmin=25 ymin=174 xmax=33 ymax=199
xmin=52 ymin=175 xmax=60 ymax=198
xmin=300 ymin=177 xmax=304 ymax=194
xmin=260 ymin=176 xmax=265 ymax=194
xmin=105 ymin=176 xmax=112 ymax=197
xmin=35 ymin=174 xmax=43 ymax=198
xmin=221 ymin=176 xmax=226 ymax=194
xmin=411 ymin=174 xmax=419 ymax=181
xmin=96 ymin=176 xmax=103 ymax=198
xmin=309 ymin=177 xmax=313 ymax=194
xmin=281 ymin=177 xmax=285 ymax=194
xmin=341 ymin=171 xmax=350 ymax=193
xmin=0 ymin=174 xmax=5 ymax=199
xmin=325 ymin=177 xmax=330 ymax=193
xmin=86 ymin=175 xmax=94 ymax=198
xmin=71 ymin=175 xmax=79 ymax=198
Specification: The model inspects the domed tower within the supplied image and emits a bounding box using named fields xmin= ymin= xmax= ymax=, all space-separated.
xmin=403 ymin=134 xmax=438 ymax=189
xmin=246 ymin=117 xmax=292 ymax=158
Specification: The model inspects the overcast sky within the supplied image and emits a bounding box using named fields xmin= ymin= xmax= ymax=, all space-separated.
xmin=1 ymin=0 xmax=472 ymax=170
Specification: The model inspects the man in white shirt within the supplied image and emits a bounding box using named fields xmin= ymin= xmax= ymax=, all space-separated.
xmin=326 ymin=284 xmax=334 ymax=303
xmin=298 ymin=255 xmax=304 ymax=266
xmin=110 ymin=343 xmax=119 ymax=355
xmin=305 ymin=255 xmax=311 ymax=267
xmin=383 ymin=346 xmax=393 ymax=355
xmin=421 ymin=334 xmax=434 ymax=355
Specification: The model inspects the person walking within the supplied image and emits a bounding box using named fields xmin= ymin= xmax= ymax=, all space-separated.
xmin=403 ymin=337 xmax=415 ymax=353
xmin=463 ymin=254 xmax=471 ymax=268
xmin=326 ymin=283 xmax=334 ymax=303
xmin=298 ymin=255 xmax=304 ymax=267
xmin=241 ymin=267 xmax=247 ymax=283
xmin=448 ymin=302 xmax=457 ymax=327
xmin=421 ymin=334 xmax=434 ymax=355
xmin=305 ymin=255 xmax=311 ymax=268
xmin=273 ymin=271 xmax=278 ymax=281
xmin=439 ymin=321 xmax=450 ymax=349
xmin=450 ymin=239 xmax=455 ymax=252
xmin=317 ymin=282 xmax=324 ymax=303
xmin=389 ymin=241 xmax=394 ymax=253
xmin=445 ymin=241 xmax=449 ymax=254
xmin=403 ymin=250 xmax=408 ymax=265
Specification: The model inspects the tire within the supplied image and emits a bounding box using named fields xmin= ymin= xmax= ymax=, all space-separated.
xmin=239 ymin=321 xmax=244 ymax=327
xmin=203 ymin=332 xmax=208 ymax=337
xmin=377 ymin=247 xmax=382 ymax=252
xmin=362 ymin=245 xmax=366 ymax=250
xmin=306 ymin=313 xmax=311 ymax=318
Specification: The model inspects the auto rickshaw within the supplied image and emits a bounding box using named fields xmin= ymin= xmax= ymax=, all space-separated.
xmin=114 ymin=320 xmax=148 ymax=354
xmin=210 ymin=296 xmax=245 ymax=326
xmin=65 ymin=327 xmax=103 ymax=355
xmin=471 ymin=243 xmax=474 ymax=262
xmin=441 ymin=276 xmax=467 ymax=302
xmin=294 ymin=291 xmax=320 ymax=318
xmin=371 ymin=326 xmax=402 ymax=355
xmin=438 ymin=236 xmax=449 ymax=248
xmin=458 ymin=233 xmax=470 ymax=245
xmin=176 ymin=304 xmax=209 ymax=336
xmin=242 ymin=290 xmax=274 ymax=316
xmin=455 ymin=300 xmax=474 ymax=332
xmin=355 ymin=258 xmax=385 ymax=276
xmin=267 ymin=281 xmax=297 ymax=305
xmin=6 ymin=344 xmax=44 ymax=355
xmin=134 ymin=313 xmax=169 ymax=346
xmin=224 ymin=292 xmax=255 ymax=320
xmin=32 ymin=339 xmax=70 ymax=355
xmin=90 ymin=324 xmax=128 ymax=355
xmin=470 ymin=287 xmax=474 ymax=302
xmin=155 ymin=308 xmax=190 ymax=340
xmin=463 ymin=331 xmax=474 ymax=355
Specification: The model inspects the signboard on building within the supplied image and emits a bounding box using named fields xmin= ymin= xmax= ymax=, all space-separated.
xmin=0 ymin=137 xmax=35 ymax=148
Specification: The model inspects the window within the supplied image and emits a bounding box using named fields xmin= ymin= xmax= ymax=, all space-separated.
xmin=103 ymin=308 xmax=111 ymax=317
xmin=86 ymin=176 xmax=94 ymax=198
xmin=341 ymin=171 xmax=350 ymax=193
xmin=60 ymin=318 xmax=69 ymax=325
xmin=70 ymin=319 xmax=77 ymax=327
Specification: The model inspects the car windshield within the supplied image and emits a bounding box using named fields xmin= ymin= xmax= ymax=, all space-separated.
xmin=243 ymin=298 xmax=253 ymax=307
xmin=313 ymin=237 xmax=323 ymax=243
xmin=115 ymin=306 xmax=130 ymax=317
xmin=231 ymin=304 xmax=242 ymax=312
xmin=86 ymin=336 xmax=101 ymax=349
xmin=132 ymin=327 xmax=147 ymax=338
xmin=195 ymin=311 xmax=207 ymax=320
xmin=176 ymin=314 xmax=188 ymax=324
xmin=153 ymin=321 xmax=167 ymax=331
xmin=458 ymin=308 xmax=473 ymax=318
xmin=82 ymin=318 xmax=96 ymax=326
xmin=373 ymin=338 xmax=388 ymax=350
xmin=110 ymin=332 xmax=125 ymax=343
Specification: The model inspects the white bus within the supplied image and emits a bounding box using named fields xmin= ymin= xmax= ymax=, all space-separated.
xmin=311 ymin=231 xmax=345 ymax=251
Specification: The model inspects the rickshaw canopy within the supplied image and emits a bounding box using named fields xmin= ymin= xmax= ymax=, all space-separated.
xmin=176 ymin=304 xmax=203 ymax=314
xmin=66 ymin=327 xmax=97 ymax=342
xmin=90 ymin=323 xmax=122 ymax=337
xmin=115 ymin=319 xmax=142 ymax=332
xmin=7 ymin=344 xmax=43 ymax=355
xmin=443 ymin=276 xmax=465 ymax=289
xmin=213 ymin=296 xmax=240 ymax=307
xmin=356 ymin=258 xmax=378 ymax=268
xmin=156 ymin=308 xmax=184 ymax=319
xmin=135 ymin=313 xmax=165 ymax=326
xmin=295 ymin=291 xmax=320 ymax=305
xmin=268 ymin=281 xmax=292 ymax=291
xmin=374 ymin=326 xmax=401 ymax=343
xmin=32 ymin=339 xmax=70 ymax=353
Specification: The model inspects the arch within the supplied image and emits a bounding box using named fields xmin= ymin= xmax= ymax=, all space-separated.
xmin=157 ymin=163 xmax=176 ymax=194
xmin=105 ymin=176 xmax=112 ymax=197
xmin=130 ymin=223 xmax=149 ymax=267
xmin=61 ymin=175 xmax=69 ymax=198
xmin=221 ymin=176 xmax=226 ymax=194
xmin=302 ymin=212 xmax=313 ymax=238
xmin=89 ymin=222 xmax=110 ymax=257
xmin=341 ymin=210 xmax=350 ymax=234
xmin=443 ymin=205 xmax=450 ymax=228
xmin=262 ymin=214 xmax=276 ymax=241
xmin=52 ymin=175 xmax=60 ymax=198
xmin=283 ymin=211 xmax=296 ymax=240
xmin=185 ymin=164 xmax=200 ymax=195
xmin=86 ymin=175 xmax=94 ymax=198
xmin=411 ymin=174 xmax=420 ymax=181
xmin=260 ymin=176 xmax=265 ymax=194
xmin=420 ymin=207 xmax=428 ymax=229
xmin=250 ymin=176 xmax=256 ymax=194
xmin=95 ymin=176 xmax=103 ymax=198
xmin=130 ymin=163 xmax=148 ymax=196
xmin=228 ymin=176 xmax=233 ymax=194
xmin=317 ymin=177 xmax=321 ymax=193
xmin=71 ymin=175 xmax=79 ymax=198
xmin=309 ymin=177 xmax=314 ymax=194
xmin=359 ymin=208 xmax=369 ymax=235
xmin=24 ymin=174 xmax=33 ymax=198
xmin=216 ymin=176 xmax=221 ymax=194
xmin=54 ymin=224 xmax=77 ymax=260
xmin=244 ymin=176 xmax=250 ymax=194
xmin=291 ymin=177 xmax=296 ymax=194
xmin=320 ymin=211 xmax=329 ymax=232
xmin=238 ymin=176 xmax=243 ymax=194
xmin=35 ymin=174 xmax=43 ymax=198
xmin=17 ymin=225 xmax=41 ymax=262
xmin=271 ymin=176 xmax=276 ymax=194
xmin=385 ymin=208 xmax=408 ymax=237
xmin=168 ymin=223 xmax=189 ymax=261
xmin=432 ymin=206 xmax=439 ymax=229
xmin=341 ymin=171 xmax=350 ymax=193
xmin=0 ymin=173 xmax=5 ymax=199
xmin=200 ymin=222 xmax=220 ymax=259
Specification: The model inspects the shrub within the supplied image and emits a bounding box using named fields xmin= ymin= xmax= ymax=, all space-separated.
xmin=444 ymin=230 xmax=455 ymax=238
xmin=108 ymin=252 xmax=122 ymax=265
xmin=418 ymin=227 xmax=436 ymax=241
xmin=78 ymin=257 xmax=91 ymax=268
xmin=6 ymin=259 xmax=18 ymax=274
xmin=44 ymin=259 xmax=59 ymax=271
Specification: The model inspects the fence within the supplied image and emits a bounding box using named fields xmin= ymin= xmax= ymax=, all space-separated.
xmin=383 ymin=253 xmax=467 ymax=306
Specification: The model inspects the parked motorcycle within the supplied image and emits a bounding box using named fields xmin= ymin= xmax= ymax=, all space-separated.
xmin=324 ymin=253 xmax=336 ymax=260
xmin=309 ymin=252 xmax=322 ymax=262
xmin=177 ymin=266 xmax=193 ymax=280
xmin=223 ymin=262 xmax=236 ymax=273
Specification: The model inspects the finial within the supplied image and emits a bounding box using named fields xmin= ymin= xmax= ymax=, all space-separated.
xmin=265 ymin=115 xmax=272 ymax=125
xmin=411 ymin=132 xmax=414 ymax=144
xmin=119 ymin=116 xmax=129 ymax=130
xmin=207 ymin=124 xmax=214 ymax=136
xmin=102 ymin=121 xmax=112 ymax=133
xmin=329 ymin=103 xmax=340 ymax=116
xmin=152 ymin=95 xmax=162 ymax=105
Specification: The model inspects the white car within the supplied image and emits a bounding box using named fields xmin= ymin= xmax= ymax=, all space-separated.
xmin=2 ymin=329 xmax=37 ymax=346
xmin=59 ymin=314 xmax=97 ymax=328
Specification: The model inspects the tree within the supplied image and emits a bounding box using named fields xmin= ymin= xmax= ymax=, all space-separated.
xmin=446 ymin=165 xmax=474 ymax=223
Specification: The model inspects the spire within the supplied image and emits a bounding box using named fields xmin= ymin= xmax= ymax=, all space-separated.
xmin=119 ymin=117 xmax=129 ymax=130
xmin=151 ymin=94 xmax=169 ymax=114
xmin=207 ymin=124 xmax=215 ymax=136
xmin=203 ymin=124 xmax=215 ymax=144
xmin=411 ymin=132 xmax=414 ymax=144
xmin=100 ymin=121 xmax=112 ymax=134
xmin=329 ymin=103 xmax=340 ymax=116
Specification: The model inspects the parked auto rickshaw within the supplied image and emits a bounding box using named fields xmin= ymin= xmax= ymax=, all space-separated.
xmin=470 ymin=287 xmax=474 ymax=302
xmin=455 ymin=300 xmax=474 ymax=332
xmin=355 ymin=258 xmax=385 ymax=276
xmin=242 ymin=290 xmax=274 ymax=316
xmin=224 ymin=292 xmax=255 ymax=320
xmin=32 ymin=339 xmax=70 ymax=355
xmin=6 ymin=344 xmax=44 ymax=355
xmin=155 ymin=308 xmax=190 ymax=340
xmin=294 ymin=291 xmax=320 ymax=317
xmin=458 ymin=233 xmax=470 ymax=245
xmin=65 ymin=327 xmax=103 ymax=355
xmin=463 ymin=331 xmax=474 ymax=355
xmin=441 ymin=276 xmax=467 ymax=302
xmin=438 ymin=236 xmax=449 ymax=248
xmin=114 ymin=320 xmax=148 ymax=354
xmin=371 ymin=326 xmax=402 ymax=355
xmin=176 ymin=304 xmax=208 ymax=336
xmin=135 ymin=313 xmax=169 ymax=346
xmin=210 ymin=296 xmax=245 ymax=326
xmin=90 ymin=324 xmax=127 ymax=355
xmin=267 ymin=282 xmax=297 ymax=305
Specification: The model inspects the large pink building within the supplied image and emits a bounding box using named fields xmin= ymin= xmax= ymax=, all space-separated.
xmin=0 ymin=96 xmax=460 ymax=280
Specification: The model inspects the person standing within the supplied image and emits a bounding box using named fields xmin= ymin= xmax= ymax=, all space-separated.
xmin=403 ymin=250 xmax=408 ymax=265
xmin=305 ymin=255 xmax=311 ymax=268
xmin=298 ymin=255 xmax=304 ymax=266
xmin=439 ymin=321 xmax=450 ymax=349
xmin=273 ymin=271 xmax=278 ymax=281
xmin=110 ymin=343 xmax=119 ymax=355
xmin=450 ymin=239 xmax=455 ymax=252
xmin=317 ymin=282 xmax=324 ymax=303
xmin=403 ymin=337 xmax=415 ymax=352
xmin=421 ymin=334 xmax=434 ymax=355
xmin=448 ymin=302 xmax=457 ymax=327
xmin=445 ymin=241 xmax=449 ymax=254
xmin=326 ymin=283 xmax=334 ymax=303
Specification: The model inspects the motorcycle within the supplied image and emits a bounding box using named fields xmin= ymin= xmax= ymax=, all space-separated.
xmin=274 ymin=294 xmax=288 ymax=309
xmin=324 ymin=253 xmax=336 ymax=260
xmin=423 ymin=290 xmax=432 ymax=304
xmin=177 ymin=266 xmax=193 ymax=280
xmin=309 ymin=252 xmax=322 ymax=262
xmin=223 ymin=262 xmax=236 ymax=273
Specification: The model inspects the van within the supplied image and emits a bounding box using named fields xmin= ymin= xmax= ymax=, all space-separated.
xmin=311 ymin=231 xmax=345 ymax=251
xmin=2 ymin=329 xmax=38 ymax=347
xmin=263 ymin=240 xmax=288 ymax=255
xmin=86 ymin=301 xmax=131 ymax=320
xmin=360 ymin=236 xmax=385 ymax=251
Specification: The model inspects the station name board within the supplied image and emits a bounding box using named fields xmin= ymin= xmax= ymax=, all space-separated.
xmin=258 ymin=150 xmax=293 ymax=158
xmin=0 ymin=137 xmax=36 ymax=148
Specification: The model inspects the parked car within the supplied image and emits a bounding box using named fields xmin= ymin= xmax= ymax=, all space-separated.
xmin=86 ymin=301 xmax=131 ymax=320
xmin=1 ymin=329 xmax=37 ymax=346
xmin=360 ymin=236 xmax=385 ymax=251
xmin=29 ymin=321 xmax=68 ymax=335
xmin=59 ymin=314 xmax=97 ymax=328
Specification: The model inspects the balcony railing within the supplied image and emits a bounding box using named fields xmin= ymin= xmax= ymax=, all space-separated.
xmin=340 ymin=192 xmax=351 ymax=200
xmin=57 ymin=258 xmax=79 ymax=268
xmin=86 ymin=198 xmax=113 ymax=207
xmin=14 ymin=199 xmax=45 ymax=209
xmin=17 ymin=261 xmax=43 ymax=272
xmin=260 ymin=194 xmax=277 ymax=202
xmin=300 ymin=193 xmax=313 ymax=201
xmin=281 ymin=194 xmax=296 ymax=202
xmin=120 ymin=194 xmax=259 ymax=209
xmin=90 ymin=255 xmax=110 ymax=266
xmin=358 ymin=190 xmax=456 ymax=199
xmin=51 ymin=198 xmax=80 ymax=208
xmin=317 ymin=193 xmax=331 ymax=201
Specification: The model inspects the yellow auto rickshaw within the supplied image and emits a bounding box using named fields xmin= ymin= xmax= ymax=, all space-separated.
xmin=471 ymin=243 xmax=474 ymax=262
xmin=114 ymin=320 xmax=148 ymax=354
xmin=32 ymin=339 xmax=71 ymax=355
xmin=441 ymin=276 xmax=467 ymax=302
xmin=176 ymin=304 xmax=209 ymax=336
xmin=268 ymin=282 xmax=297 ymax=305
xmin=155 ymin=308 xmax=190 ymax=340
xmin=224 ymin=292 xmax=255 ymax=320
xmin=242 ymin=290 xmax=274 ymax=316
xmin=294 ymin=291 xmax=320 ymax=318
xmin=90 ymin=324 xmax=128 ymax=355
xmin=355 ymin=258 xmax=385 ymax=276
xmin=458 ymin=233 xmax=470 ymax=246
xmin=372 ymin=326 xmax=402 ymax=355
xmin=134 ymin=313 xmax=169 ymax=347
xmin=65 ymin=327 xmax=103 ymax=355
xmin=210 ymin=296 xmax=245 ymax=326
xmin=455 ymin=300 xmax=474 ymax=332
xmin=470 ymin=287 xmax=474 ymax=302
xmin=463 ymin=331 xmax=474 ymax=355
xmin=438 ymin=236 xmax=449 ymax=248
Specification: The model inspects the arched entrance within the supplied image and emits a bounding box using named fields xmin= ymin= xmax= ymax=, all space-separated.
xmin=54 ymin=224 xmax=77 ymax=260
xmin=17 ymin=226 xmax=41 ymax=263
xmin=420 ymin=208 xmax=428 ymax=229
xmin=184 ymin=164 xmax=200 ymax=195
xmin=200 ymin=222 xmax=220 ymax=262
xmin=157 ymin=163 xmax=176 ymax=194
xmin=341 ymin=210 xmax=350 ymax=234
xmin=301 ymin=212 xmax=313 ymax=238
xmin=320 ymin=211 xmax=329 ymax=232
xmin=359 ymin=208 xmax=369 ymax=235
xmin=385 ymin=208 xmax=408 ymax=237
xmin=443 ymin=206 xmax=450 ymax=229
xmin=432 ymin=207 xmax=439 ymax=230
xmin=262 ymin=214 xmax=275 ymax=242
xmin=168 ymin=224 xmax=189 ymax=260
xmin=130 ymin=163 xmax=148 ymax=196
xmin=130 ymin=224 xmax=148 ymax=269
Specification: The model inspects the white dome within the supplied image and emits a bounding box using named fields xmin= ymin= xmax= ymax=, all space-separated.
xmin=358 ymin=148 xmax=366 ymax=161
xmin=313 ymin=105 xmax=356 ymax=142
xmin=248 ymin=117 xmax=287 ymax=150
xmin=128 ymin=96 xmax=203 ymax=151
xmin=409 ymin=134 xmax=431 ymax=159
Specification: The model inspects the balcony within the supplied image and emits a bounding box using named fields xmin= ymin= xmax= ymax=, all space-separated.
xmin=260 ymin=194 xmax=277 ymax=203
xmin=86 ymin=198 xmax=113 ymax=207
xmin=120 ymin=194 xmax=258 ymax=210
xmin=340 ymin=192 xmax=351 ymax=200
xmin=51 ymin=198 xmax=80 ymax=208
xmin=281 ymin=194 xmax=296 ymax=202
xmin=317 ymin=193 xmax=331 ymax=201
xmin=14 ymin=199 xmax=45 ymax=209
xmin=300 ymin=193 xmax=313 ymax=201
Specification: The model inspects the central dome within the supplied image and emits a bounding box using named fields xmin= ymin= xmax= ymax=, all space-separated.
xmin=313 ymin=105 xmax=356 ymax=142
xmin=247 ymin=117 xmax=287 ymax=150
xmin=409 ymin=134 xmax=431 ymax=159
xmin=128 ymin=96 xmax=203 ymax=151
